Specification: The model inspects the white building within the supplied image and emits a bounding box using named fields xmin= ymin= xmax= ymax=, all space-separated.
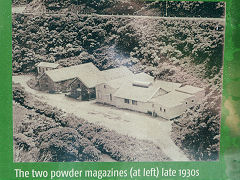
xmin=96 ymin=72 xmax=154 ymax=106
xmin=36 ymin=61 xmax=205 ymax=119
xmin=96 ymin=72 xmax=205 ymax=120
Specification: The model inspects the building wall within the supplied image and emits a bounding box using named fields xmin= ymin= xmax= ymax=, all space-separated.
xmin=37 ymin=65 xmax=61 ymax=75
xmin=38 ymin=74 xmax=55 ymax=92
xmin=113 ymin=94 xmax=199 ymax=120
xmin=38 ymin=74 xmax=74 ymax=93
xmin=96 ymin=84 xmax=116 ymax=106
xmin=114 ymin=97 xmax=152 ymax=113
xmin=114 ymin=96 xmax=191 ymax=119
xmin=69 ymin=78 xmax=96 ymax=100
xmin=54 ymin=79 xmax=75 ymax=93
xmin=153 ymin=103 xmax=186 ymax=119
xmin=184 ymin=96 xmax=196 ymax=109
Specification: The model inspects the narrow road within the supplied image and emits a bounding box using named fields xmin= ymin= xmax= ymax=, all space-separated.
xmin=13 ymin=75 xmax=189 ymax=161
xmin=13 ymin=9 xmax=224 ymax=22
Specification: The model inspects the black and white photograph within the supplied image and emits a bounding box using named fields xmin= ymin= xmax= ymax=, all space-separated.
xmin=12 ymin=0 xmax=225 ymax=162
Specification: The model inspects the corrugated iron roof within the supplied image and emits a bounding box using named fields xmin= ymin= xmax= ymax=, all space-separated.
xmin=114 ymin=81 xmax=161 ymax=102
xmin=150 ymin=91 xmax=194 ymax=107
xmin=134 ymin=72 xmax=154 ymax=82
xmin=106 ymin=72 xmax=154 ymax=90
xmin=113 ymin=78 xmax=182 ymax=102
xmin=45 ymin=63 xmax=104 ymax=88
xmin=176 ymin=85 xmax=204 ymax=94
xmin=102 ymin=66 xmax=133 ymax=81
xmin=153 ymin=80 xmax=182 ymax=92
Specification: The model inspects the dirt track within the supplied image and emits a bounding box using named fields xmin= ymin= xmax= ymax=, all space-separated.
xmin=13 ymin=75 xmax=189 ymax=161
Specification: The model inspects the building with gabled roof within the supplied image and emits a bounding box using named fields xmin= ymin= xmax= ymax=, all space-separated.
xmin=38 ymin=63 xmax=135 ymax=101
xmin=36 ymin=62 xmax=60 ymax=75
xmin=175 ymin=85 xmax=205 ymax=103
xmin=37 ymin=61 xmax=205 ymax=119
xmin=111 ymin=79 xmax=184 ymax=118
xmin=44 ymin=62 xmax=102 ymax=84
xmin=38 ymin=62 xmax=104 ymax=95
xmin=101 ymin=66 xmax=134 ymax=81
xmin=150 ymin=90 xmax=195 ymax=119
xmin=96 ymin=71 xmax=205 ymax=119
xmin=96 ymin=72 xmax=154 ymax=106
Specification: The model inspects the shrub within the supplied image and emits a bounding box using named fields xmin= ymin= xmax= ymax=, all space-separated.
xmin=37 ymin=127 xmax=101 ymax=162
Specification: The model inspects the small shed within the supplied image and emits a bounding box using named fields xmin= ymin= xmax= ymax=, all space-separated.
xmin=36 ymin=62 xmax=60 ymax=75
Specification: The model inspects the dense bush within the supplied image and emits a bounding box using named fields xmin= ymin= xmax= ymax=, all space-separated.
xmin=12 ymin=13 xmax=224 ymax=79
xmin=13 ymin=84 xmax=169 ymax=162
xmin=37 ymin=127 xmax=101 ymax=162
xmin=171 ymin=87 xmax=222 ymax=160
xmin=89 ymin=129 xmax=170 ymax=161
xmin=12 ymin=83 xmax=27 ymax=105
xmin=12 ymin=0 xmax=33 ymax=6
xmin=23 ymin=1 xmax=225 ymax=18
xmin=13 ymin=103 xmax=101 ymax=162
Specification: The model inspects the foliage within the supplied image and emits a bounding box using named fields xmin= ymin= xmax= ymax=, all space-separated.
xmin=12 ymin=0 xmax=33 ymax=6
xmin=171 ymin=85 xmax=222 ymax=160
xmin=12 ymin=1 xmax=225 ymax=161
xmin=24 ymin=0 xmax=225 ymax=18
xmin=12 ymin=13 xmax=224 ymax=79
xmin=37 ymin=127 xmax=101 ymax=162
xmin=12 ymin=83 xmax=27 ymax=105
xmin=13 ymin=84 xmax=169 ymax=162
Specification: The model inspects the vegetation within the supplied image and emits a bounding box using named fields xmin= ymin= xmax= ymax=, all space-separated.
xmin=13 ymin=83 xmax=169 ymax=162
xmin=171 ymin=84 xmax=222 ymax=160
xmin=12 ymin=1 xmax=225 ymax=161
xmin=22 ymin=0 xmax=225 ymax=18
xmin=12 ymin=0 xmax=33 ymax=6
xmin=12 ymin=13 xmax=224 ymax=78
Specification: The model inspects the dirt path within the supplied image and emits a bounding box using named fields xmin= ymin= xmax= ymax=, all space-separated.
xmin=13 ymin=10 xmax=224 ymax=22
xmin=13 ymin=75 xmax=189 ymax=161
xmin=12 ymin=6 xmax=26 ymax=14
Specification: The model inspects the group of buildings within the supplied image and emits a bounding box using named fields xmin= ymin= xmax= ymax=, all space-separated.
xmin=36 ymin=62 xmax=205 ymax=120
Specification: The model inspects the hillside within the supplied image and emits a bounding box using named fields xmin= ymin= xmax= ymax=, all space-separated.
xmin=21 ymin=0 xmax=225 ymax=18
xmin=12 ymin=13 xmax=224 ymax=80
xmin=12 ymin=0 xmax=33 ymax=6
xmin=13 ymin=83 xmax=170 ymax=162
xmin=12 ymin=1 xmax=225 ymax=161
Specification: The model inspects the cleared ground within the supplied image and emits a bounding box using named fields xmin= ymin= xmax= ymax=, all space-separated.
xmin=13 ymin=75 xmax=189 ymax=161
xmin=12 ymin=6 xmax=26 ymax=14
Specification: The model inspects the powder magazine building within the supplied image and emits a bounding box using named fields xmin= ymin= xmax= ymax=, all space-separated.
xmin=37 ymin=62 xmax=205 ymax=120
